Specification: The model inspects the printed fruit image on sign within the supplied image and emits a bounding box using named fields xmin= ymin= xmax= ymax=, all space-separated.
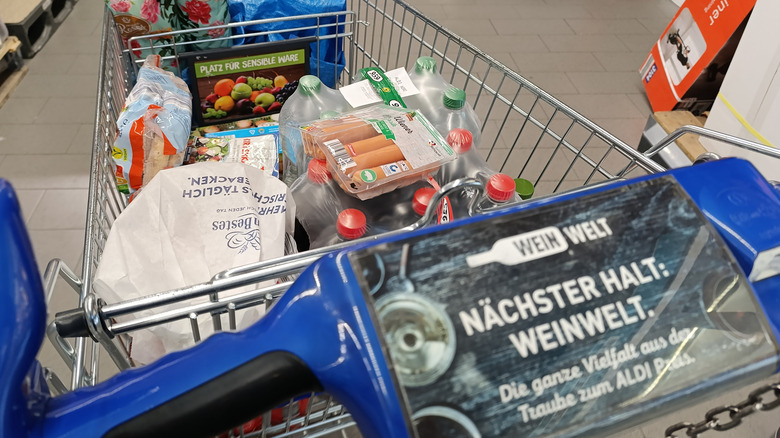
xmin=186 ymin=43 xmax=311 ymax=126
xmin=200 ymin=73 xmax=297 ymax=121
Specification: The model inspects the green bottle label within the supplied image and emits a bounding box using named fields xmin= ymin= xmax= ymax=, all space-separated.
xmin=360 ymin=67 xmax=407 ymax=109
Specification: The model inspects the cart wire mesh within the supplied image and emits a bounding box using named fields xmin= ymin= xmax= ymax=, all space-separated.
xmin=43 ymin=0 xmax=668 ymax=436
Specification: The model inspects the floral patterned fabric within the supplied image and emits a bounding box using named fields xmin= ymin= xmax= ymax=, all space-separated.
xmin=106 ymin=0 xmax=231 ymax=71
xmin=140 ymin=0 xmax=160 ymax=24
xmin=180 ymin=0 xmax=212 ymax=24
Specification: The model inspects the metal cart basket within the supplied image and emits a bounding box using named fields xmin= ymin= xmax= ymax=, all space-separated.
xmin=44 ymin=0 xmax=779 ymax=436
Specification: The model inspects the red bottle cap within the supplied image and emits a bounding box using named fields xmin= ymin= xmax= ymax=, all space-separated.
xmin=337 ymin=209 xmax=367 ymax=240
xmin=487 ymin=173 xmax=516 ymax=202
xmin=307 ymin=159 xmax=332 ymax=184
xmin=413 ymin=187 xmax=436 ymax=216
xmin=447 ymin=128 xmax=473 ymax=154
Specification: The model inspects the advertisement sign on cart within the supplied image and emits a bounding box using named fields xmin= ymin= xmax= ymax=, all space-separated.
xmin=352 ymin=175 xmax=779 ymax=437
xmin=181 ymin=39 xmax=312 ymax=126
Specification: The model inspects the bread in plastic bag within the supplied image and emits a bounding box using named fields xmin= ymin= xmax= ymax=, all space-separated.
xmin=113 ymin=55 xmax=192 ymax=194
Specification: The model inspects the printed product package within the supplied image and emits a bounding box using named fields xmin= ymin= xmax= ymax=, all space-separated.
xmin=300 ymin=105 xmax=455 ymax=200
xmin=113 ymin=55 xmax=193 ymax=194
xmin=186 ymin=136 xmax=280 ymax=178
xmin=93 ymin=162 xmax=296 ymax=364
xmin=203 ymin=122 xmax=280 ymax=143
xmin=639 ymin=0 xmax=755 ymax=113
xmin=190 ymin=115 xmax=278 ymax=138
xmin=203 ymin=122 xmax=282 ymax=174
xmin=189 ymin=117 xmax=282 ymax=177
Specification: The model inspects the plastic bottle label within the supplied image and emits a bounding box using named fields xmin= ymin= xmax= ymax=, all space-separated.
xmin=438 ymin=197 xmax=451 ymax=223
xmin=359 ymin=67 xmax=408 ymax=108
xmin=426 ymin=175 xmax=454 ymax=224
xmin=339 ymin=68 xmax=420 ymax=108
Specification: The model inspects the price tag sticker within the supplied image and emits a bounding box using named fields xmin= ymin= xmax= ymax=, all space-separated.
xmin=339 ymin=68 xmax=420 ymax=108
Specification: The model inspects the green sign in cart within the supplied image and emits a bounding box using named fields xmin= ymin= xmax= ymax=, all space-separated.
xmin=179 ymin=38 xmax=314 ymax=126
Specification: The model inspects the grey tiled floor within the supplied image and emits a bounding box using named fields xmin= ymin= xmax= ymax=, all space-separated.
xmin=2 ymin=0 xmax=778 ymax=436
xmin=405 ymin=0 xmax=673 ymax=149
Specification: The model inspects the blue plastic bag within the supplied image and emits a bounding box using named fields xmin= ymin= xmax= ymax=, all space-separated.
xmin=228 ymin=0 xmax=347 ymax=88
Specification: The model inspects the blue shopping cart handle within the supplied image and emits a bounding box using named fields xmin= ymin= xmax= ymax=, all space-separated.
xmin=4 ymin=159 xmax=780 ymax=438
xmin=0 ymin=180 xmax=47 ymax=438
xmin=34 ymin=253 xmax=413 ymax=438
xmin=100 ymin=351 xmax=321 ymax=437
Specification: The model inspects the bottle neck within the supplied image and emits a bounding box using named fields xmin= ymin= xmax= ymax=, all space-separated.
xmin=338 ymin=229 xmax=366 ymax=241
xmin=486 ymin=196 xmax=508 ymax=206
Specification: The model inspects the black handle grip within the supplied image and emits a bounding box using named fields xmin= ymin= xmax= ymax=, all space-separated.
xmin=104 ymin=351 xmax=322 ymax=438
xmin=54 ymin=308 xmax=91 ymax=338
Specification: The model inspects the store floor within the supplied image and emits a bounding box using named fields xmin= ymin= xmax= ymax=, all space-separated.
xmin=0 ymin=0 xmax=777 ymax=436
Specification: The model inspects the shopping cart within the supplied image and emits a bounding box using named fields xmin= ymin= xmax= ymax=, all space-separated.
xmin=39 ymin=0 xmax=780 ymax=437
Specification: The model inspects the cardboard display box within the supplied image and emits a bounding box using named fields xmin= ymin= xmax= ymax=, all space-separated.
xmin=700 ymin=0 xmax=780 ymax=180
xmin=639 ymin=0 xmax=754 ymax=114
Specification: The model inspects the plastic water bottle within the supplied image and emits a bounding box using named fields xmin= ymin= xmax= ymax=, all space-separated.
xmin=311 ymin=208 xmax=388 ymax=248
xmin=405 ymin=56 xmax=451 ymax=120
xmin=279 ymin=75 xmax=349 ymax=186
xmin=335 ymin=208 xmax=369 ymax=241
xmin=447 ymin=171 xmax=519 ymax=218
xmin=290 ymin=159 xmax=358 ymax=249
xmin=481 ymin=173 xmax=520 ymax=208
xmin=410 ymin=186 xmax=453 ymax=224
xmin=432 ymin=87 xmax=482 ymax=149
xmin=367 ymin=181 xmax=448 ymax=230
xmin=436 ymin=128 xmax=499 ymax=219
xmin=358 ymin=179 xmax=428 ymax=224
xmin=514 ymin=177 xmax=535 ymax=200
xmin=437 ymin=128 xmax=491 ymax=184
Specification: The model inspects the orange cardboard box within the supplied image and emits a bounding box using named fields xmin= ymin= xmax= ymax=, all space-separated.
xmin=639 ymin=0 xmax=754 ymax=114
